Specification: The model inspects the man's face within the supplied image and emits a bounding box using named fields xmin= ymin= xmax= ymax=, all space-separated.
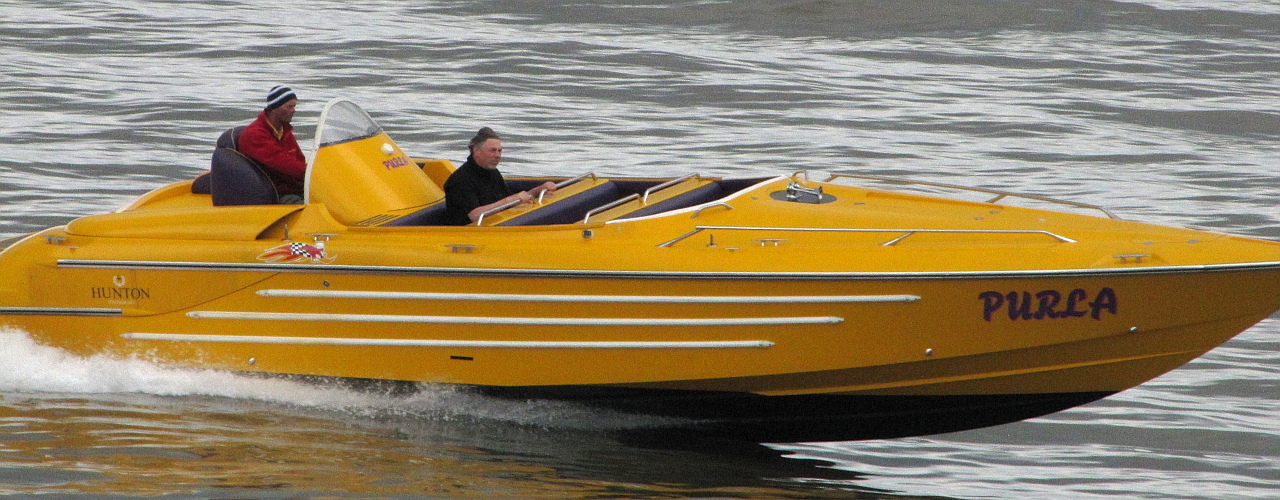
xmin=269 ymin=99 xmax=297 ymax=125
xmin=472 ymin=138 xmax=502 ymax=169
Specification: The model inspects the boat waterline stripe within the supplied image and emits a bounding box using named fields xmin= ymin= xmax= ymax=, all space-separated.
xmin=255 ymin=289 xmax=920 ymax=304
xmin=186 ymin=311 xmax=842 ymax=326
xmin=0 ymin=307 xmax=123 ymax=317
xmin=121 ymin=333 xmax=774 ymax=349
xmin=56 ymin=259 xmax=1280 ymax=280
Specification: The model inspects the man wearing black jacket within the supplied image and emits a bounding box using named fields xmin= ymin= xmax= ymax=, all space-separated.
xmin=441 ymin=127 xmax=556 ymax=225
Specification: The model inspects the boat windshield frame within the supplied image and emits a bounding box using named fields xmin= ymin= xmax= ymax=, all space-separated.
xmin=304 ymin=99 xmax=387 ymax=205
xmin=313 ymin=99 xmax=384 ymax=149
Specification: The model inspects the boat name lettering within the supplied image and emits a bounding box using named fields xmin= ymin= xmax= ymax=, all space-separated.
xmin=382 ymin=157 xmax=409 ymax=170
xmin=91 ymin=287 xmax=151 ymax=300
xmin=979 ymin=288 xmax=1116 ymax=322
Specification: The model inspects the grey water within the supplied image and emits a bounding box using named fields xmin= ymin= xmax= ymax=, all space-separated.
xmin=1 ymin=0 xmax=1278 ymax=498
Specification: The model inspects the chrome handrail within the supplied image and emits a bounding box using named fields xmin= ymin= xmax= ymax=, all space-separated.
xmin=582 ymin=194 xmax=640 ymax=224
xmin=477 ymin=172 xmax=598 ymax=226
xmin=823 ymin=173 xmax=1120 ymax=219
xmin=691 ymin=202 xmax=733 ymax=219
xmin=642 ymin=173 xmax=700 ymax=204
xmin=557 ymin=172 xmax=598 ymax=188
xmin=658 ymin=225 xmax=1077 ymax=248
xmin=539 ymin=172 xmax=598 ymax=204
xmin=475 ymin=198 xmax=523 ymax=227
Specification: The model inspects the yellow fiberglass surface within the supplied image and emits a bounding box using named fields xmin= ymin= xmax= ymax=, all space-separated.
xmin=305 ymin=100 xmax=444 ymax=226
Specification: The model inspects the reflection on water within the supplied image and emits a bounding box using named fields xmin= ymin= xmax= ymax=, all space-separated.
xmin=1 ymin=402 xmax=877 ymax=498
xmin=0 ymin=331 xmax=889 ymax=498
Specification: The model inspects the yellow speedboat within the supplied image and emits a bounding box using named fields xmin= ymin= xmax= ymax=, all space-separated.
xmin=3 ymin=99 xmax=1278 ymax=442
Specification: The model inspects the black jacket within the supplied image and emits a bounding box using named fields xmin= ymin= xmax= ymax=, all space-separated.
xmin=441 ymin=156 xmax=514 ymax=226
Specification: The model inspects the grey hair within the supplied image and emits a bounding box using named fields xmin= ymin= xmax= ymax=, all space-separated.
xmin=468 ymin=127 xmax=501 ymax=150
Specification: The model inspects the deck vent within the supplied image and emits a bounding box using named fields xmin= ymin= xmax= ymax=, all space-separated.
xmin=354 ymin=214 xmax=402 ymax=226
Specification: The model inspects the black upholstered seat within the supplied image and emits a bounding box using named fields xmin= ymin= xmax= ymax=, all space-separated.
xmin=193 ymin=126 xmax=249 ymax=195
xmin=617 ymin=183 xmax=725 ymax=219
xmin=382 ymin=202 xmax=448 ymax=226
xmin=210 ymin=147 xmax=279 ymax=206
xmin=190 ymin=171 xmax=212 ymax=194
xmin=499 ymin=182 xmax=621 ymax=226
xmin=193 ymin=126 xmax=281 ymax=206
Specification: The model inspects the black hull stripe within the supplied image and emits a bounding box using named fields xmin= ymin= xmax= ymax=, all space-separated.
xmin=0 ymin=307 xmax=123 ymax=317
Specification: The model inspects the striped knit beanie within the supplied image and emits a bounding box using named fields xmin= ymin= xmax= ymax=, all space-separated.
xmin=265 ymin=85 xmax=297 ymax=111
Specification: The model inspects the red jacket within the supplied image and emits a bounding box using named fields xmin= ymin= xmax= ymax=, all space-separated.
xmin=238 ymin=111 xmax=306 ymax=196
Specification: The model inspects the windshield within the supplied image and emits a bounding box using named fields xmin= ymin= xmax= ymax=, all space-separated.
xmin=315 ymin=100 xmax=383 ymax=148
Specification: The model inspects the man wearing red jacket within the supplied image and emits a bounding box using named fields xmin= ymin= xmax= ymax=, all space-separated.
xmin=238 ymin=85 xmax=306 ymax=204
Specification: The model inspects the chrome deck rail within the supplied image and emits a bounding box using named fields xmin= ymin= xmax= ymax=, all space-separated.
xmin=583 ymin=173 xmax=702 ymax=223
xmin=642 ymin=173 xmax=700 ymax=204
xmin=658 ymin=225 xmax=1077 ymax=248
xmin=691 ymin=202 xmax=734 ymax=218
xmin=821 ymin=173 xmax=1120 ymax=219
xmin=477 ymin=172 xmax=598 ymax=226
xmin=540 ymin=172 xmax=597 ymax=203
xmin=474 ymin=198 xmax=523 ymax=227
xmin=582 ymin=194 xmax=640 ymax=223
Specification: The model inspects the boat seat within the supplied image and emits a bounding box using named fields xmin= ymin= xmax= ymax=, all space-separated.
xmin=382 ymin=202 xmax=448 ymax=226
xmin=193 ymin=126 xmax=249 ymax=196
xmin=618 ymin=182 xmax=725 ymax=219
xmin=415 ymin=158 xmax=455 ymax=189
xmin=378 ymin=178 xmax=756 ymax=227
xmin=384 ymin=183 xmax=624 ymax=227
xmin=191 ymin=172 xmax=212 ymax=194
xmin=210 ymin=148 xmax=279 ymax=206
xmin=499 ymin=182 xmax=621 ymax=226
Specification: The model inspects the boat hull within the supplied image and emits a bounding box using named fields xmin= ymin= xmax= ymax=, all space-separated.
xmin=475 ymin=385 xmax=1116 ymax=442
xmin=9 ymin=259 xmax=1278 ymax=412
xmin=5 ymin=226 xmax=1279 ymax=442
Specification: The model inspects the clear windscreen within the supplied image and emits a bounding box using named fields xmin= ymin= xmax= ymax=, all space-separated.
xmin=315 ymin=100 xmax=383 ymax=148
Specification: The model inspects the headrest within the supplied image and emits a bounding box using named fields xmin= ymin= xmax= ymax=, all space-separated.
xmin=215 ymin=126 xmax=247 ymax=150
